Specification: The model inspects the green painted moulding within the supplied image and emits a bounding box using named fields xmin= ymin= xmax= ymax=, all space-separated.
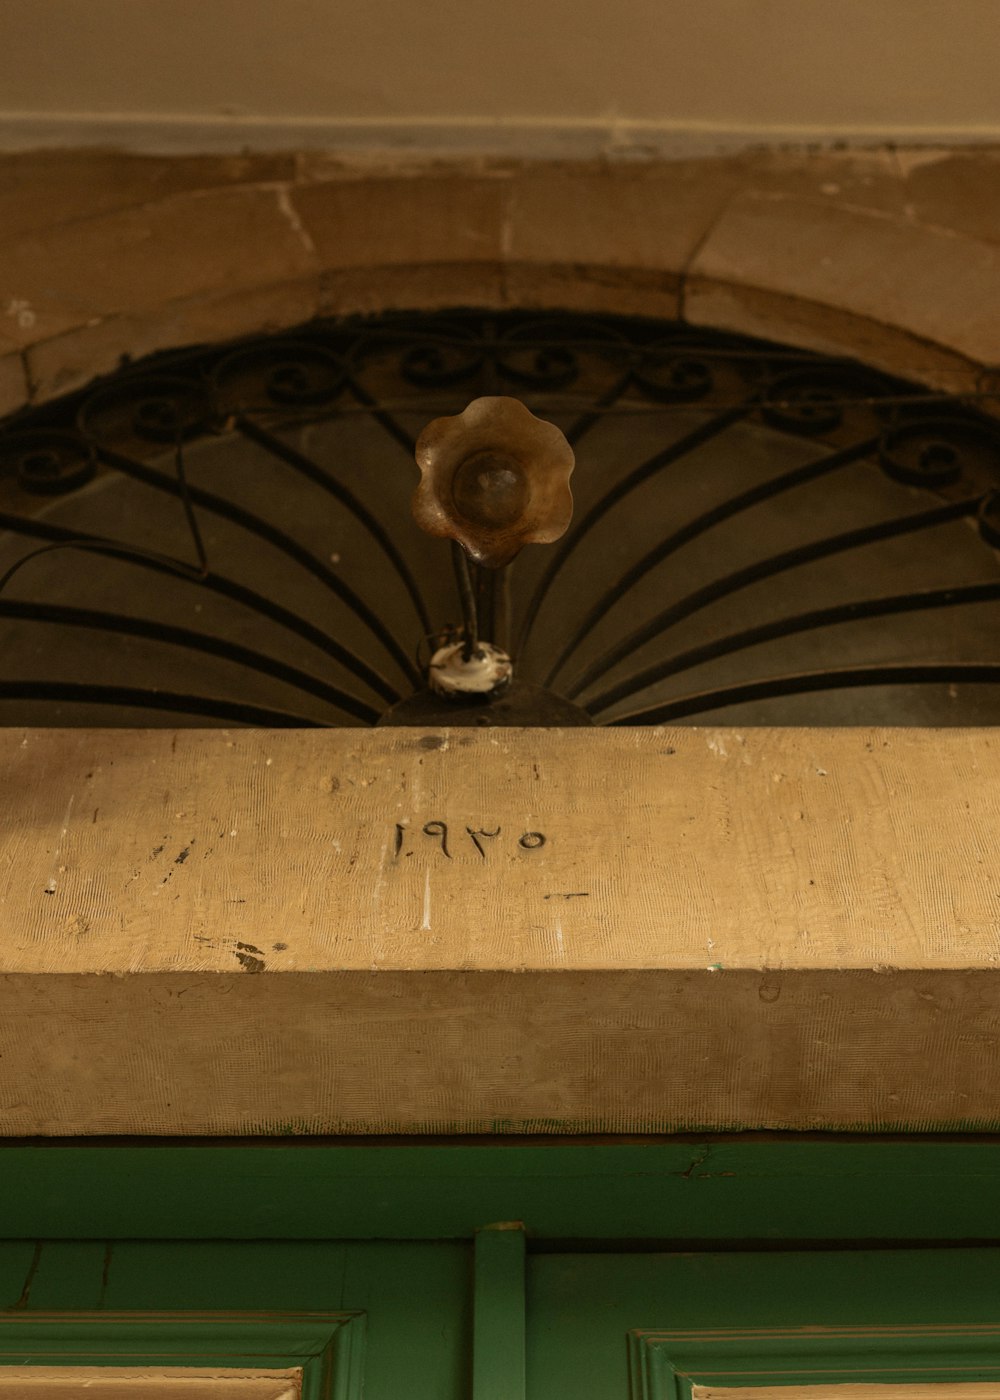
xmin=628 ymin=1324 xmax=1000 ymax=1400
xmin=0 ymin=1139 xmax=998 ymax=1241
xmin=0 ymin=1312 xmax=366 ymax=1399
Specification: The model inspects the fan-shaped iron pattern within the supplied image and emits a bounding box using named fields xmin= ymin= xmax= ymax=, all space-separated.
xmin=1 ymin=312 xmax=999 ymax=727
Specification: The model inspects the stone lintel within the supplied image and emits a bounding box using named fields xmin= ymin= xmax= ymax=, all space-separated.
xmin=1 ymin=726 xmax=997 ymax=1135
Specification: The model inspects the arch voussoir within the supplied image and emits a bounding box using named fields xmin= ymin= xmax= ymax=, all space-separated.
xmin=3 ymin=150 xmax=1000 ymax=413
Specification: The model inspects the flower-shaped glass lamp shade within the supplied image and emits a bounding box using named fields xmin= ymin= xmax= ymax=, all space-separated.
xmin=413 ymin=396 xmax=575 ymax=567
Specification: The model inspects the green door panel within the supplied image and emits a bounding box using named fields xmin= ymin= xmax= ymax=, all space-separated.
xmin=629 ymin=1325 xmax=1000 ymax=1400
xmin=0 ymin=1241 xmax=43 ymax=1307
xmin=527 ymin=1249 xmax=1000 ymax=1400
xmin=13 ymin=1241 xmax=109 ymax=1309
xmin=0 ymin=1313 xmax=364 ymax=1399
xmin=7 ymin=1241 xmax=470 ymax=1400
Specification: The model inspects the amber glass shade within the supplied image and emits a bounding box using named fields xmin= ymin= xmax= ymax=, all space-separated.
xmin=412 ymin=396 xmax=575 ymax=567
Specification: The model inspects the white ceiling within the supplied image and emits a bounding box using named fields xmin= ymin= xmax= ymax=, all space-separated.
xmin=2 ymin=0 xmax=999 ymax=154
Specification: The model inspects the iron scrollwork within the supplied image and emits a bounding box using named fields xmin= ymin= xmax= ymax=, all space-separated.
xmin=0 ymin=311 xmax=999 ymax=728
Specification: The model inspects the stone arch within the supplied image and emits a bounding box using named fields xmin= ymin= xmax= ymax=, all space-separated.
xmin=4 ymin=148 xmax=1000 ymax=1133
xmin=2 ymin=148 xmax=999 ymax=415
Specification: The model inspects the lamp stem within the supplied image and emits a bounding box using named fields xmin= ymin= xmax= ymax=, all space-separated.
xmin=451 ymin=541 xmax=480 ymax=661
xmin=495 ymin=565 xmax=511 ymax=656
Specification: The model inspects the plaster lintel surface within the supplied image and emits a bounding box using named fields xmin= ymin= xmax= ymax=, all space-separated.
xmin=1 ymin=726 xmax=998 ymax=1135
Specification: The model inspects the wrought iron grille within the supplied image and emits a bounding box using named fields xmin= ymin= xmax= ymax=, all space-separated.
xmin=1 ymin=310 xmax=999 ymax=727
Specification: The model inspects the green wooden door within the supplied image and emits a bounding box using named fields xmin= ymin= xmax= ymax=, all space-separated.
xmin=528 ymin=1248 xmax=1000 ymax=1399
xmin=0 ymin=1240 xmax=470 ymax=1399
xmin=2 ymin=1144 xmax=1000 ymax=1398
xmin=4 ymin=1239 xmax=1000 ymax=1399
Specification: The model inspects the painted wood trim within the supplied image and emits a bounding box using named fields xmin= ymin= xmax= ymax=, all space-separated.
xmin=629 ymin=1326 xmax=1000 ymax=1400
xmin=3 ymin=727 xmax=1000 ymax=1135
xmin=694 ymin=1387 xmax=1000 ymax=1400
xmin=2 ymin=1141 xmax=1000 ymax=1242
xmin=0 ymin=1314 xmax=365 ymax=1400
xmin=473 ymin=1225 xmax=526 ymax=1400
xmin=0 ymin=1370 xmax=300 ymax=1398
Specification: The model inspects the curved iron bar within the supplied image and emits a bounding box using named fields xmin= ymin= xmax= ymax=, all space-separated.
xmin=587 ymin=580 xmax=1000 ymax=716
xmin=545 ymin=433 xmax=882 ymax=688
xmin=0 ymin=512 xmax=400 ymax=704
xmin=566 ymin=496 xmax=985 ymax=700
xmin=516 ymin=399 xmax=757 ymax=655
xmin=236 ymin=415 xmax=431 ymax=634
xmin=345 ymin=374 xmax=418 ymax=456
xmin=0 ymin=600 xmax=381 ymax=724
xmin=493 ymin=317 xmax=630 ymax=388
xmin=0 ymin=534 xmax=205 ymax=596
xmin=95 ymin=444 xmax=420 ymax=687
xmin=565 ymin=368 xmax=637 ymax=448
xmin=335 ymin=319 xmax=835 ymax=362
xmin=143 ymin=386 xmax=1000 ymax=422
xmin=0 ymin=680 xmax=321 ymax=727
xmin=610 ymin=662 xmax=1000 ymax=726
xmin=170 ymin=433 xmax=209 ymax=576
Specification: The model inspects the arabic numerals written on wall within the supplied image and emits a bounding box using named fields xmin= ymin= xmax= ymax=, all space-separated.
xmin=393 ymin=821 xmax=546 ymax=861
